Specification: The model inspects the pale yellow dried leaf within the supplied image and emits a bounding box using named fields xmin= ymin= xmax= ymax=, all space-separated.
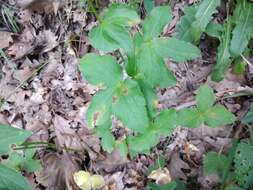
xmin=90 ymin=174 xmax=105 ymax=189
xmin=148 ymin=167 xmax=172 ymax=185
xmin=73 ymin=171 xmax=91 ymax=190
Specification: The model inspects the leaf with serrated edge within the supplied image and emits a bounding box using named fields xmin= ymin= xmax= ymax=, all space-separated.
xmin=178 ymin=108 xmax=203 ymax=128
xmin=136 ymin=41 xmax=176 ymax=87
xmin=102 ymin=4 xmax=140 ymax=26
xmin=0 ymin=125 xmax=32 ymax=155
xmin=112 ymin=79 xmax=149 ymax=133
xmin=142 ymin=6 xmax=172 ymax=39
xmin=196 ymin=85 xmax=215 ymax=112
xmin=204 ymin=105 xmax=235 ymax=127
xmin=153 ymin=37 xmax=201 ymax=62
xmin=176 ymin=6 xmax=197 ymax=42
xmin=80 ymin=53 xmax=122 ymax=88
xmin=0 ymin=164 xmax=32 ymax=190
xmin=153 ymin=109 xmax=177 ymax=135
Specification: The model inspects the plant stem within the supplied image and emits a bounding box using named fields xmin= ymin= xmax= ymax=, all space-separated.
xmin=87 ymin=0 xmax=101 ymax=22
xmin=16 ymin=141 xmax=83 ymax=152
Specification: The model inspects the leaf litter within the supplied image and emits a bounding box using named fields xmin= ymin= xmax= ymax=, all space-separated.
xmin=0 ymin=0 xmax=252 ymax=189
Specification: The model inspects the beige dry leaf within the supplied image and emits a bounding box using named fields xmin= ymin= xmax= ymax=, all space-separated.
xmin=0 ymin=31 xmax=13 ymax=49
xmin=17 ymin=0 xmax=65 ymax=14
xmin=73 ymin=170 xmax=105 ymax=190
xmin=148 ymin=167 xmax=172 ymax=185
xmin=35 ymin=153 xmax=79 ymax=190
xmin=8 ymin=26 xmax=35 ymax=59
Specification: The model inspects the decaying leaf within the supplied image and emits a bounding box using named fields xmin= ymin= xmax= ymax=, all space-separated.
xmin=73 ymin=170 xmax=105 ymax=190
xmin=148 ymin=167 xmax=172 ymax=185
xmin=0 ymin=31 xmax=13 ymax=49
xmin=16 ymin=0 xmax=65 ymax=14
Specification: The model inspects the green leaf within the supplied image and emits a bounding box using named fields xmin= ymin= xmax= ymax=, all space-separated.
xmin=80 ymin=53 xmax=122 ymax=88
xmin=205 ymin=22 xmax=223 ymax=39
xmin=153 ymin=37 xmax=201 ymax=62
xmin=144 ymin=0 xmax=154 ymax=13
xmin=230 ymin=0 xmax=253 ymax=56
xmin=148 ymin=181 xmax=177 ymax=190
xmin=101 ymin=130 xmax=115 ymax=153
xmin=242 ymin=103 xmax=253 ymax=124
xmin=112 ymin=79 xmax=149 ymax=133
xmin=2 ymin=149 xmax=41 ymax=172
xmin=196 ymin=85 xmax=215 ymax=112
xmin=175 ymin=6 xmax=197 ymax=42
xmin=88 ymin=25 xmax=120 ymax=52
xmin=153 ymin=109 xmax=177 ymax=135
xmin=211 ymin=20 xmax=233 ymax=82
xmin=89 ymin=4 xmax=140 ymax=52
xmin=142 ymin=6 xmax=172 ymax=39
xmin=128 ymin=128 xmax=157 ymax=156
xmin=102 ymin=4 xmax=140 ymax=26
xmin=204 ymin=105 xmax=235 ymax=127
xmin=234 ymin=142 xmax=253 ymax=188
xmin=203 ymin=151 xmax=229 ymax=176
xmin=0 ymin=125 xmax=32 ymax=155
xmin=86 ymin=88 xmax=114 ymax=128
xmin=136 ymin=41 xmax=176 ymax=88
xmin=178 ymin=108 xmax=203 ymax=128
xmin=0 ymin=164 xmax=32 ymax=190
xmin=138 ymin=80 xmax=158 ymax=118
xmin=194 ymin=0 xmax=220 ymax=31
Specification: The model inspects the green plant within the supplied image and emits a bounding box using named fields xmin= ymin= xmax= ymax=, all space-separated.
xmin=80 ymin=4 xmax=201 ymax=156
xmin=203 ymin=140 xmax=253 ymax=190
xmin=178 ymin=85 xmax=235 ymax=128
xmin=0 ymin=124 xmax=41 ymax=190
xmin=175 ymin=0 xmax=253 ymax=81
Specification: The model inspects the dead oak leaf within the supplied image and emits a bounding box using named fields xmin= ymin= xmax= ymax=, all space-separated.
xmin=0 ymin=31 xmax=13 ymax=49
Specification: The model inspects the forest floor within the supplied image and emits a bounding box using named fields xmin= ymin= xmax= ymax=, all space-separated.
xmin=0 ymin=0 xmax=252 ymax=190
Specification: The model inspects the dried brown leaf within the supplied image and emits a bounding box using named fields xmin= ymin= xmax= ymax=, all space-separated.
xmin=0 ymin=31 xmax=13 ymax=49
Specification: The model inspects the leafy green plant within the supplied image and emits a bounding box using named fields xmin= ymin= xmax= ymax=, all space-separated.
xmin=178 ymin=85 xmax=235 ymax=128
xmin=80 ymin=4 xmax=201 ymax=156
xmin=0 ymin=124 xmax=41 ymax=190
xmin=203 ymin=141 xmax=253 ymax=190
xmin=176 ymin=0 xmax=253 ymax=81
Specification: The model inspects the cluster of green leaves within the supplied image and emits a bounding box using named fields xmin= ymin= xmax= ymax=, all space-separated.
xmin=0 ymin=124 xmax=41 ymax=190
xmin=203 ymin=105 xmax=253 ymax=190
xmin=178 ymin=85 xmax=235 ymax=128
xmin=176 ymin=0 xmax=253 ymax=81
xmin=80 ymin=4 xmax=201 ymax=156
xmin=203 ymin=141 xmax=253 ymax=190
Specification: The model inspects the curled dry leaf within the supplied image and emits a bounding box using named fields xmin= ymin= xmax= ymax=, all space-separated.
xmin=148 ymin=167 xmax=172 ymax=185
xmin=0 ymin=31 xmax=13 ymax=49
xmin=73 ymin=170 xmax=105 ymax=190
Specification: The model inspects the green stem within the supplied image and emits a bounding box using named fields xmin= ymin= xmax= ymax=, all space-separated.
xmin=16 ymin=141 xmax=83 ymax=152
xmin=87 ymin=0 xmax=101 ymax=22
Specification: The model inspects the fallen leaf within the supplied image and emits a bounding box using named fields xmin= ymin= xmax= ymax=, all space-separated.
xmin=17 ymin=0 xmax=65 ymax=14
xmin=0 ymin=31 xmax=13 ymax=49
xmin=73 ymin=170 xmax=105 ymax=190
xmin=148 ymin=168 xmax=172 ymax=185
